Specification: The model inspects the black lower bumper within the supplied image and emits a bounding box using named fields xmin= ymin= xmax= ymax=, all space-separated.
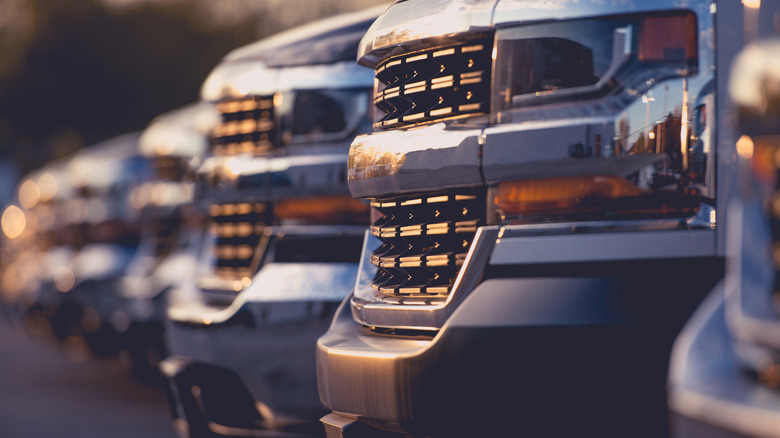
xmin=161 ymin=357 xmax=325 ymax=438
xmin=318 ymin=259 xmax=724 ymax=438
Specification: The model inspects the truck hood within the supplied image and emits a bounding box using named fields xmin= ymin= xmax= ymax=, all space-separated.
xmin=224 ymin=5 xmax=388 ymax=68
xmin=358 ymin=0 xmax=496 ymax=68
xmin=359 ymin=0 xmax=712 ymax=67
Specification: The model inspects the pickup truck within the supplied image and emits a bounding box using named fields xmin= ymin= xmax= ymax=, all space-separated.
xmin=117 ymin=102 xmax=217 ymax=381
xmin=160 ymin=6 xmax=385 ymax=437
xmin=669 ymin=34 xmax=780 ymax=438
xmin=315 ymin=1 xmax=775 ymax=436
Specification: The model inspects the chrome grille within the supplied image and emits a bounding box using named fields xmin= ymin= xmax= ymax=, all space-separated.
xmin=212 ymin=95 xmax=276 ymax=156
xmin=369 ymin=189 xmax=486 ymax=297
xmin=374 ymin=39 xmax=492 ymax=129
xmin=209 ymin=202 xmax=272 ymax=280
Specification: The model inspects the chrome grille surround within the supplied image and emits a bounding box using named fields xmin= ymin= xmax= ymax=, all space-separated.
xmin=212 ymin=95 xmax=276 ymax=156
xmin=369 ymin=189 xmax=486 ymax=298
xmin=208 ymin=202 xmax=272 ymax=281
xmin=373 ymin=38 xmax=492 ymax=129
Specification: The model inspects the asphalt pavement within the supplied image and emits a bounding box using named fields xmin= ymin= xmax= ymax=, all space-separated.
xmin=0 ymin=316 xmax=176 ymax=438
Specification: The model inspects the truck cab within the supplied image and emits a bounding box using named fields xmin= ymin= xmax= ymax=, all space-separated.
xmin=316 ymin=1 xmax=773 ymax=436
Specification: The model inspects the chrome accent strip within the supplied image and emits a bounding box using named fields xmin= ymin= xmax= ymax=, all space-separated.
xmin=491 ymin=229 xmax=716 ymax=265
xmin=497 ymin=217 xmax=706 ymax=237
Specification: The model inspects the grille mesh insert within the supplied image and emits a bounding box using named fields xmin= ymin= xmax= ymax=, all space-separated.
xmin=369 ymin=189 xmax=486 ymax=297
xmin=373 ymin=39 xmax=492 ymax=129
xmin=212 ymin=96 xmax=276 ymax=156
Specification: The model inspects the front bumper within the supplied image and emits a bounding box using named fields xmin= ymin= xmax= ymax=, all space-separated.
xmin=668 ymin=283 xmax=780 ymax=438
xmin=164 ymin=262 xmax=357 ymax=437
xmin=163 ymin=313 xmax=333 ymax=438
xmin=318 ymin=227 xmax=723 ymax=437
xmin=36 ymin=276 xmax=126 ymax=355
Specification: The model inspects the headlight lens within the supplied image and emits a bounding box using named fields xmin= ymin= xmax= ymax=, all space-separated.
xmin=280 ymin=88 xmax=372 ymax=145
xmin=492 ymin=11 xmax=697 ymax=119
xmin=488 ymin=10 xmax=707 ymax=224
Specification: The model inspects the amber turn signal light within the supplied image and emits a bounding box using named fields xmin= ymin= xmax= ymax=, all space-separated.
xmin=493 ymin=174 xmax=701 ymax=222
xmin=638 ymin=13 xmax=698 ymax=66
xmin=494 ymin=175 xmax=644 ymax=216
xmin=274 ymin=195 xmax=369 ymax=224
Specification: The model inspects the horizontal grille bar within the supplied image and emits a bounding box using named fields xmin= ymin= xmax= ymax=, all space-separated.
xmin=212 ymin=95 xmax=276 ymax=156
xmin=369 ymin=189 xmax=486 ymax=297
xmin=374 ymin=40 xmax=492 ymax=129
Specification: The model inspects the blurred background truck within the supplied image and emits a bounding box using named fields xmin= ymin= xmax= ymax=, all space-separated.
xmin=160 ymin=6 xmax=385 ymax=438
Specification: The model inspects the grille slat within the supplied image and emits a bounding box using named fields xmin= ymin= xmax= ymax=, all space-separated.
xmin=209 ymin=202 xmax=272 ymax=281
xmin=369 ymin=190 xmax=486 ymax=297
xmin=213 ymin=96 xmax=276 ymax=156
xmin=373 ymin=40 xmax=492 ymax=130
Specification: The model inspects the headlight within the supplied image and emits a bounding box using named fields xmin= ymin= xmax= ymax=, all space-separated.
xmin=492 ymin=10 xmax=698 ymax=119
xmin=487 ymin=10 xmax=709 ymax=225
xmin=279 ymin=88 xmax=372 ymax=145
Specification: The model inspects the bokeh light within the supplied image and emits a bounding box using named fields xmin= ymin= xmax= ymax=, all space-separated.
xmin=2 ymin=204 xmax=26 ymax=239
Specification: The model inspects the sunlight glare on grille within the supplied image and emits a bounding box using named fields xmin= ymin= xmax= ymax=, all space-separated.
xmin=374 ymin=40 xmax=492 ymax=129
xmin=369 ymin=190 xmax=485 ymax=297
xmin=209 ymin=202 xmax=271 ymax=280
xmin=212 ymin=96 xmax=275 ymax=156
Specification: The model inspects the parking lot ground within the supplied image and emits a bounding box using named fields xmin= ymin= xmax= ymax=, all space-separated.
xmin=0 ymin=317 xmax=175 ymax=438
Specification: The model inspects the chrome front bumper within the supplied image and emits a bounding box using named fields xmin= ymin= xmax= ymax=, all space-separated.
xmin=668 ymin=283 xmax=780 ymax=438
xmin=164 ymin=262 xmax=358 ymax=436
